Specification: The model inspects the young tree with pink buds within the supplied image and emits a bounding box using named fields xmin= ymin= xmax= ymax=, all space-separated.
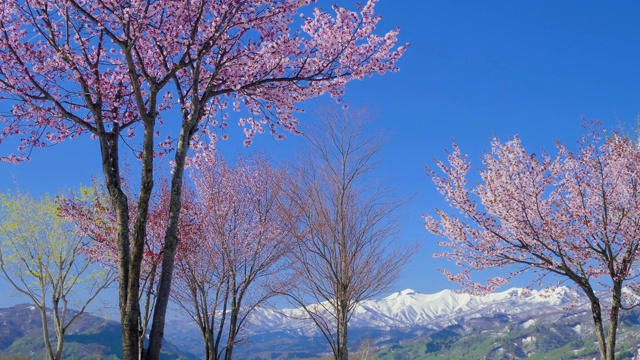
xmin=172 ymin=152 xmax=293 ymax=360
xmin=0 ymin=1 xmax=406 ymax=358
xmin=424 ymin=125 xmax=640 ymax=360
xmin=59 ymin=179 xmax=169 ymax=360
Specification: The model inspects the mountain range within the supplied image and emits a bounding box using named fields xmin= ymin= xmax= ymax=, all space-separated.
xmin=0 ymin=304 xmax=194 ymax=359
xmin=2 ymin=287 xmax=639 ymax=359
xmin=166 ymin=286 xmax=640 ymax=359
xmin=246 ymin=286 xmax=583 ymax=334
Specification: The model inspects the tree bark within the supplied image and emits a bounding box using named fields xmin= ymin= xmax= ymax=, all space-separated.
xmin=587 ymin=294 xmax=608 ymax=360
xmin=606 ymin=282 xmax=623 ymax=360
xmin=337 ymin=300 xmax=349 ymax=360
xmin=145 ymin=119 xmax=197 ymax=359
xmin=40 ymin=304 xmax=54 ymax=360
xmin=225 ymin=284 xmax=239 ymax=360
xmin=204 ymin=330 xmax=214 ymax=360
xmin=54 ymin=330 xmax=64 ymax=360
xmin=52 ymin=299 xmax=65 ymax=360
xmin=96 ymin=130 xmax=139 ymax=360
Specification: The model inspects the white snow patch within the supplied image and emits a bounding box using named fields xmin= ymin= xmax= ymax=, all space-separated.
xmin=522 ymin=319 xmax=535 ymax=329
xmin=572 ymin=324 xmax=582 ymax=334
xmin=522 ymin=336 xmax=534 ymax=345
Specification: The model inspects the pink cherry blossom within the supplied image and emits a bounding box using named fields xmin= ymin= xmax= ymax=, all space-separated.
xmin=425 ymin=123 xmax=640 ymax=360
xmin=0 ymin=1 xmax=406 ymax=358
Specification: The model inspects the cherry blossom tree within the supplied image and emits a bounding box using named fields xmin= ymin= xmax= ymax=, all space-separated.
xmin=172 ymin=151 xmax=293 ymax=360
xmin=282 ymin=106 xmax=415 ymax=360
xmin=62 ymin=155 xmax=291 ymax=360
xmin=424 ymin=126 xmax=640 ymax=360
xmin=0 ymin=1 xmax=406 ymax=359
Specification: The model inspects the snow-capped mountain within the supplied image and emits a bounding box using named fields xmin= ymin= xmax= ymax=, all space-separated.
xmin=242 ymin=286 xmax=585 ymax=336
xmin=1 ymin=287 xmax=631 ymax=359
xmin=165 ymin=286 xmax=599 ymax=359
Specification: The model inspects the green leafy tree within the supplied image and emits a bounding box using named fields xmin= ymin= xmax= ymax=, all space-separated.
xmin=0 ymin=191 xmax=115 ymax=360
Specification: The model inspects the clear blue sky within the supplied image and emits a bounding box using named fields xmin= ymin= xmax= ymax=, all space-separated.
xmin=1 ymin=0 xmax=640 ymax=306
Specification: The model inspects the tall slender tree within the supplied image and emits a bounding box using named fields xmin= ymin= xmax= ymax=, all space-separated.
xmin=0 ymin=1 xmax=406 ymax=358
xmin=0 ymin=191 xmax=114 ymax=360
xmin=424 ymin=126 xmax=640 ymax=360
xmin=283 ymin=106 xmax=415 ymax=360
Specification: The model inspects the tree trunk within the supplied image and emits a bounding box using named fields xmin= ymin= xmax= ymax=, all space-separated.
xmin=51 ymin=299 xmax=64 ymax=360
xmin=53 ymin=301 xmax=66 ymax=360
xmin=96 ymin=79 xmax=156 ymax=360
xmin=145 ymin=120 xmax=196 ymax=359
xmin=337 ymin=301 xmax=349 ymax=360
xmin=225 ymin=292 xmax=239 ymax=360
xmin=139 ymin=268 xmax=156 ymax=360
xmin=605 ymin=282 xmax=623 ymax=360
xmin=54 ymin=329 xmax=65 ymax=360
xmin=97 ymin=130 xmax=139 ymax=360
xmin=203 ymin=330 xmax=214 ymax=360
xmin=131 ymin=112 xmax=158 ymax=360
xmin=588 ymin=294 xmax=609 ymax=360
xmin=214 ymin=289 xmax=231 ymax=360
xmin=40 ymin=305 xmax=54 ymax=360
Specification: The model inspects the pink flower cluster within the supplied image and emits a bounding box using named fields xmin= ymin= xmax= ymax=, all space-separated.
xmin=0 ymin=0 xmax=407 ymax=161
xmin=425 ymin=125 xmax=640 ymax=296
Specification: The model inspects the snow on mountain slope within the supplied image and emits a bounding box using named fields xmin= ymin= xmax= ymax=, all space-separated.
xmin=243 ymin=286 xmax=585 ymax=335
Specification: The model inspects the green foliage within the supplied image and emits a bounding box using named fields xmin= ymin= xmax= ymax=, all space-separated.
xmin=0 ymin=190 xmax=106 ymax=303
xmin=424 ymin=324 xmax=463 ymax=353
xmin=0 ymin=190 xmax=115 ymax=360
xmin=0 ymin=190 xmax=69 ymax=276
xmin=0 ymin=355 xmax=29 ymax=360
